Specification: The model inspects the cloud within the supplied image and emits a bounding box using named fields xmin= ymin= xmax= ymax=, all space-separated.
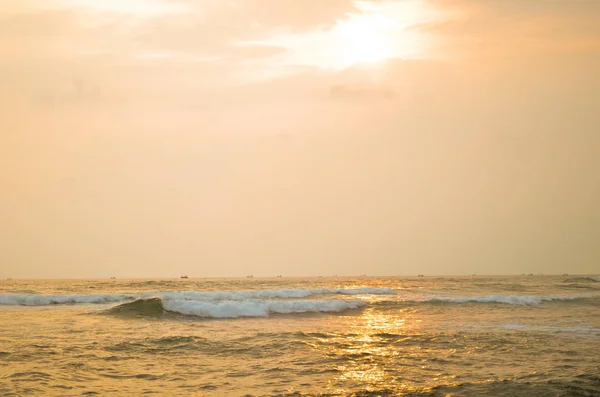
xmin=231 ymin=0 xmax=358 ymax=30
xmin=170 ymin=0 xmax=360 ymax=31
xmin=2 ymin=0 xmax=599 ymax=110
xmin=416 ymin=0 xmax=600 ymax=59
xmin=0 ymin=0 xmax=368 ymax=102
xmin=227 ymin=44 xmax=287 ymax=60
xmin=132 ymin=0 xmax=369 ymax=61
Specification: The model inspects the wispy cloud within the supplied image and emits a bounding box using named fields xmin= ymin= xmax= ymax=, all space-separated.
xmin=414 ymin=0 xmax=600 ymax=59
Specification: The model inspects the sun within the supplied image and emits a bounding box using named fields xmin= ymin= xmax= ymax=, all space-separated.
xmin=239 ymin=0 xmax=438 ymax=76
xmin=331 ymin=12 xmax=397 ymax=67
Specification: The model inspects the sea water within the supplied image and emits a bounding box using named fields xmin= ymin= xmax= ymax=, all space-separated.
xmin=1 ymin=275 xmax=599 ymax=396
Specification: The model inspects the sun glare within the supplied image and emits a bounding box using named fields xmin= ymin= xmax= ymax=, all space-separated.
xmin=332 ymin=13 xmax=396 ymax=66
xmin=233 ymin=0 xmax=444 ymax=79
xmin=263 ymin=0 xmax=438 ymax=72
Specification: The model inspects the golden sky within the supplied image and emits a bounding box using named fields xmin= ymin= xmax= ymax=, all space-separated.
xmin=1 ymin=0 xmax=599 ymax=277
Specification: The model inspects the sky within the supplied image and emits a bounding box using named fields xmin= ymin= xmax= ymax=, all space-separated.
xmin=1 ymin=0 xmax=599 ymax=278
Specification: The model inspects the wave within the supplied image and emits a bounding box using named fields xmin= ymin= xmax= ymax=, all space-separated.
xmin=564 ymin=276 xmax=600 ymax=283
xmin=367 ymin=294 xmax=600 ymax=307
xmin=107 ymin=297 xmax=164 ymax=317
xmin=0 ymin=293 xmax=138 ymax=306
xmin=107 ymin=298 xmax=366 ymax=318
xmin=426 ymin=295 xmax=594 ymax=306
xmin=160 ymin=287 xmax=394 ymax=301
xmin=0 ymin=287 xmax=394 ymax=306
xmin=4 ymin=289 xmax=593 ymax=309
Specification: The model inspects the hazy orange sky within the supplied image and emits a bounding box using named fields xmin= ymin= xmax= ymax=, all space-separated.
xmin=1 ymin=0 xmax=599 ymax=278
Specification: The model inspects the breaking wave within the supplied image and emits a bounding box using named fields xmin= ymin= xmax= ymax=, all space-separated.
xmin=0 ymin=293 xmax=138 ymax=306
xmin=3 ymin=288 xmax=595 ymax=309
xmin=107 ymin=298 xmax=366 ymax=318
xmin=159 ymin=287 xmax=394 ymax=301
xmin=107 ymin=298 xmax=164 ymax=317
xmin=424 ymin=295 xmax=597 ymax=306
xmin=367 ymin=294 xmax=600 ymax=308
xmin=0 ymin=288 xmax=394 ymax=306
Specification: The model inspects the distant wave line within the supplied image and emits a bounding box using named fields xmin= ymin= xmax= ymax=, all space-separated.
xmin=374 ymin=294 xmax=600 ymax=307
xmin=0 ymin=287 xmax=396 ymax=306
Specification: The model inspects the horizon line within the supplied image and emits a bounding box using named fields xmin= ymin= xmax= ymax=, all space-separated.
xmin=2 ymin=273 xmax=596 ymax=281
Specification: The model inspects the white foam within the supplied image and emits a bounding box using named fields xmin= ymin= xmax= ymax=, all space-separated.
xmin=162 ymin=299 xmax=367 ymax=318
xmin=159 ymin=289 xmax=313 ymax=301
xmin=0 ymin=294 xmax=137 ymax=306
xmin=161 ymin=288 xmax=395 ymax=301
xmin=0 ymin=288 xmax=395 ymax=306
xmin=431 ymin=295 xmax=580 ymax=306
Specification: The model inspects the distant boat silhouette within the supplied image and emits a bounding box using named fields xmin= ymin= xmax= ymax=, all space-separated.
xmin=110 ymin=277 xmax=116 ymax=280
xmin=276 ymin=275 xmax=283 ymax=278
xmin=418 ymin=274 xmax=425 ymax=277
xmin=246 ymin=275 xmax=254 ymax=278
xmin=180 ymin=275 xmax=189 ymax=279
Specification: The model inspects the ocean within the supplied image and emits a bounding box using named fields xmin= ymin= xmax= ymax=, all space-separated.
xmin=1 ymin=275 xmax=599 ymax=396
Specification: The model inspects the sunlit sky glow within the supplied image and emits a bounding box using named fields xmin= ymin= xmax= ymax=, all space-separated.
xmin=3 ymin=0 xmax=443 ymax=77
xmin=1 ymin=0 xmax=599 ymax=278
xmin=258 ymin=0 xmax=440 ymax=71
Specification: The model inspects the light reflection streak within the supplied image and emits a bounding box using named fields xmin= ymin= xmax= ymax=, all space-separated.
xmin=297 ymin=303 xmax=463 ymax=394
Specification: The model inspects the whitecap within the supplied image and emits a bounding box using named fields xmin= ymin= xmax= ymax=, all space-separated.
xmin=163 ymin=299 xmax=367 ymax=318
xmin=0 ymin=287 xmax=395 ymax=306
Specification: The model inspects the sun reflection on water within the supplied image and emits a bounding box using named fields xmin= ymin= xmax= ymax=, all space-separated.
xmin=295 ymin=304 xmax=466 ymax=395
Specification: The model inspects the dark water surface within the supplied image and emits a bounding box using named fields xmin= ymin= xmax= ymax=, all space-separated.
xmin=1 ymin=275 xmax=599 ymax=396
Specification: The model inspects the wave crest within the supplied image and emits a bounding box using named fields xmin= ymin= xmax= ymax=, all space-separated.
xmin=0 ymin=288 xmax=394 ymax=306
xmin=0 ymin=293 xmax=137 ymax=306
xmin=107 ymin=298 xmax=165 ymax=317
xmin=427 ymin=295 xmax=589 ymax=306
xmin=105 ymin=298 xmax=366 ymax=318
xmin=164 ymin=299 xmax=366 ymax=318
